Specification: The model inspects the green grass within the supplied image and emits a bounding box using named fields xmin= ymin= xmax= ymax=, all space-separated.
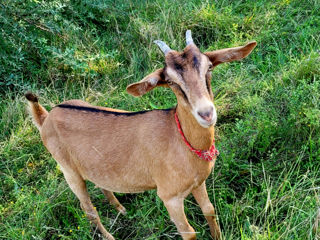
xmin=1 ymin=0 xmax=320 ymax=239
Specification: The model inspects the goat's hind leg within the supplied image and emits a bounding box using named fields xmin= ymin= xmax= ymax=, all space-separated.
xmin=101 ymin=189 xmax=126 ymax=215
xmin=61 ymin=167 xmax=115 ymax=240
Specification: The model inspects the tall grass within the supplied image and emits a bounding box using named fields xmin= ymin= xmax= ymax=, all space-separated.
xmin=1 ymin=0 xmax=320 ymax=239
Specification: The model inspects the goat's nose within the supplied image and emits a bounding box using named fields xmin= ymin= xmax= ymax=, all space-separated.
xmin=197 ymin=107 xmax=213 ymax=122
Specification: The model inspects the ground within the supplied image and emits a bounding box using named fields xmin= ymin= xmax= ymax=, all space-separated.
xmin=0 ymin=0 xmax=320 ymax=239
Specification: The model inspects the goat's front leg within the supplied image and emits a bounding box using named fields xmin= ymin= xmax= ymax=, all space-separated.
xmin=192 ymin=182 xmax=221 ymax=240
xmin=160 ymin=195 xmax=196 ymax=240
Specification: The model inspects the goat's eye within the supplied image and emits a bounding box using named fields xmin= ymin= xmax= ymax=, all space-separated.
xmin=167 ymin=79 xmax=173 ymax=85
xmin=208 ymin=64 xmax=213 ymax=71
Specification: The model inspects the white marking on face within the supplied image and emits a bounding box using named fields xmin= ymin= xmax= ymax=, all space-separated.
xmin=149 ymin=77 xmax=158 ymax=86
xmin=191 ymin=97 xmax=217 ymax=128
xmin=166 ymin=67 xmax=184 ymax=83
xmin=199 ymin=55 xmax=207 ymax=76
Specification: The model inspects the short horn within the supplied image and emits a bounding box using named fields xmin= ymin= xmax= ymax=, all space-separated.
xmin=154 ymin=40 xmax=172 ymax=55
xmin=186 ymin=30 xmax=194 ymax=45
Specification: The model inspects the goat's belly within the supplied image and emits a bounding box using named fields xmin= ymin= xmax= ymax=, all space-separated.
xmin=78 ymin=160 xmax=157 ymax=193
xmin=93 ymin=181 xmax=156 ymax=193
xmin=86 ymin=173 xmax=157 ymax=193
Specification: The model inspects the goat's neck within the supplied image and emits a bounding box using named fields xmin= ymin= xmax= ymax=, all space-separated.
xmin=176 ymin=104 xmax=215 ymax=150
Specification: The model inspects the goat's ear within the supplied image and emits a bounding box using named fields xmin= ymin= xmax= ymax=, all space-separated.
xmin=205 ymin=41 xmax=257 ymax=67
xmin=126 ymin=68 xmax=167 ymax=97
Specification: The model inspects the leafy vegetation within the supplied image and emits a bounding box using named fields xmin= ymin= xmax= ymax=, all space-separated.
xmin=1 ymin=0 xmax=320 ymax=239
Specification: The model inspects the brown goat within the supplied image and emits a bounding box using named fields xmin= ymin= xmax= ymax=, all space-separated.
xmin=25 ymin=30 xmax=256 ymax=240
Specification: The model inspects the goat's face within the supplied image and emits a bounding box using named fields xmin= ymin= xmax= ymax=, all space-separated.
xmin=127 ymin=30 xmax=257 ymax=128
xmin=163 ymin=45 xmax=216 ymax=127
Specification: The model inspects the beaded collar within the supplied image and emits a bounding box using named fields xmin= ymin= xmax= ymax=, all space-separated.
xmin=174 ymin=112 xmax=219 ymax=162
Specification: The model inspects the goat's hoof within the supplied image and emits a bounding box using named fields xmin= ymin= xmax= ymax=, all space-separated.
xmin=210 ymin=230 xmax=221 ymax=240
xmin=101 ymin=231 xmax=115 ymax=240
xmin=181 ymin=230 xmax=197 ymax=240
xmin=117 ymin=205 xmax=127 ymax=215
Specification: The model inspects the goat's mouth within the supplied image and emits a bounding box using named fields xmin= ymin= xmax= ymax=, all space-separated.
xmin=192 ymin=107 xmax=217 ymax=128
xmin=196 ymin=116 xmax=217 ymax=128
xmin=191 ymin=99 xmax=217 ymax=128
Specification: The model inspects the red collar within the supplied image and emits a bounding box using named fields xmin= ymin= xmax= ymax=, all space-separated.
xmin=174 ymin=112 xmax=219 ymax=162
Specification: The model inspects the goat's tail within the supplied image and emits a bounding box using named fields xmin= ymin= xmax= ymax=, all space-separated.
xmin=25 ymin=92 xmax=48 ymax=130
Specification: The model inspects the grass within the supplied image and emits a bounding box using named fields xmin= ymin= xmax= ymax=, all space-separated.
xmin=1 ymin=0 xmax=320 ymax=239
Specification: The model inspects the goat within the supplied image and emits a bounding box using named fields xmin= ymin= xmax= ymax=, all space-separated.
xmin=25 ymin=30 xmax=256 ymax=240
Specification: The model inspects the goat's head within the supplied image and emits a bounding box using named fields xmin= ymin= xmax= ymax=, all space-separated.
xmin=127 ymin=30 xmax=257 ymax=128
